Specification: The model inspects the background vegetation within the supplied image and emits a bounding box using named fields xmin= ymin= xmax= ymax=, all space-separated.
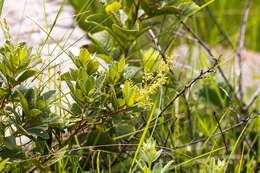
xmin=0 ymin=0 xmax=259 ymax=172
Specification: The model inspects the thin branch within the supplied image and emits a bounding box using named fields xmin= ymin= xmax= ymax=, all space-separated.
xmin=244 ymin=87 xmax=260 ymax=111
xmin=180 ymin=20 xmax=214 ymax=57
xmin=25 ymin=120 xmax=90 ymax=173
xmin=148 ymin=29 xmax=175 ymax=75
xmin=150 ymin=58 xmax=218 ymax=124
xmin=163 ymin=117 xmax=176 ymax=147
xmin=173 ymin=115 xmax=258 ymax=149
xmin=184 ymin=94 xmax=193 ymax=140
xmin=131 ymin=0 xmax=140 ymax=27
xmin=179 ymin=18 xmax=241 ymax=106
xmin=158 ymin=16 xmax=167 ymax=43
xmin=213 ymin=112 xmax=229 ymax=154
xmin=244 ymin=135 xmax=258 ymax=161
xmin=162 ymin=23 xmax=181 ymax=54
xmin=236 ymin=0 xmax=251 ymax=101
xmin=202 ymin=2 xmax=234 ymax=49
xmin=221 ymin=87 xmax=258 ymax=159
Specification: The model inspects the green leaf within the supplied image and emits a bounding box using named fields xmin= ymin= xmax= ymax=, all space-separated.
xmin=85 ymin=20 xmax=125 ymax=48
xmin=152 ymin=162 xmax=162 ymax=173
xmin=123 ymin=81 xmax=136 ymax=107
xmin=17 ymin=90 xmax=29 ymax=114
xmin=82 ymin=13 xmax=113 ymax=33
xmin=84 ymin=127 xmax=118 ymax=152
xmin=74 ymin=89 xmax=85 ymax=102
xmin=36 ymin=99 xmax=46 ymax=110
xmin=3 ymin=136 xmax=16 ymax=150
xmin=196 ymin=82 xmax=229 ymax=110
xmin=44 ymin=114 xmax=64 ymax=128
xmin=16 ymin=70 xmax=37 ymax=84
xmin=18 ymin=46 xmax=27 ymax=65
xmin=140 ymin=0 xmax=181 ymax=17
xmin=41 ymin=90 xmax=56 ymax=103
xmin=112 ymin=24 xmax=150 ymax=41
xmin=87 ymin=60 xmax=99 ymax=75
xmin=123 ymin=66 xmax=140 ymax=79
xmin=77 ymin=80 xmax=87 ymax=94
xmin=155 ymin=5 xmax=182 ymax=16
xmin=108 ymin=59 xmax=125 ymax=83
xmin=79 ymin=48 xmax=90 ymax=68
xmin=178 ymin=2 xmax=199 ymax=16
xmin=0 ymin=88 xmax=8 ymax=96
xmin=26 ymin=125 xmax=49 ymax=139
xmin=161 ymin=160 xmax=175 ymax=173
xmin=0 ymin=158 xmax=9 ymax=171
xmin=0 ymin=148 xmax=25 ymax=160
xmin=47 ymin=146 xmax=68 ymax=166
xmin=85 ymin=77 xmax=96 ymax=94
xmin=86 ymin=31 xmax=123 ymax=63
xmin=118 ymin=57 xmax=125 ymax=73
xmin=70 ymin=103 xmax=82 ymax=115
xmin=115 ymin=123 xmax=135 ymax=136
xmin=61 ymin=71 xmax=72 ymax=81
xmin=0 ymin=63 xmax=11 ymax=77
xmin=28 ymin=109 xmax=42 ymax=117
xmin=95 ymin=74 xmax=106 ymax=90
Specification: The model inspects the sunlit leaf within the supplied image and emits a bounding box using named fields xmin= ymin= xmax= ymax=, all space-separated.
xmin=3 ymin=136 xmax=16 ymax=150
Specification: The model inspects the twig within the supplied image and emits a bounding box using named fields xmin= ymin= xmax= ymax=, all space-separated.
xmin=243 ymin=87 xmax=260 ymax=111
xmin=25 ymin=120 xmax=91 ymax=173
xmin=220 ymin=87 xmax=258 ymax=159
xmin=179 ymin=18 xmax=241 ymax=106
xmin=202 ymin=2 xmax=234 ymax=49
xmin=150 ymin=58 xmax=218 ymax=123
xmin=180 ymin=20 xmax=214 ymax=57
xmin=158 ymin=16 xmax=167 ymax=43
xmin=162 ymin=23 xmax=181 ymax=55
xmin=212 ymin=112 xmax=229 ymax=154
xmin=236 ymin=0 xmax=251 ymax=101
xmin=148 ymin=29 xmax=175 ymax=75
xmin=97 ymin=106 xmax=127 ymax=119
xmin=163 ymin=118 xmax=176 ymax=147
xmin=0 ymin=95 xmax=6 ymax=110
xmin=244 ymin=135 xmax=258 ymax=160
xmin=184 ymin=94 xmax=193 ymax=140
xmin=173 ymin=115 xmax=257 ymax=149
xmin=131 ymin=0 xmax=140 ymax=27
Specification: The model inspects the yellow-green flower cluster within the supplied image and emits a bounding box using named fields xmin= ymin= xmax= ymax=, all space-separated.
xmin=143 ymin=49 xmax=176 ymax=73
xmin=137 ymin=70 xmax=167 ymax=108
xmin=105 ymin=2 xmax=121 ymax=14
xmin=159 ymin=54 xmax=176 ymax=72
xmin=121 ymin=69 xmax=167 ymax=109
xmin=121 ymin=49 xmax=175 ymax=109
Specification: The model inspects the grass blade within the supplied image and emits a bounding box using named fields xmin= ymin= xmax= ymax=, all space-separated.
xmin=129 ymin=103 xmax=157 ymax=173
xmin=170 ymin=146 xmax=225 ymax=169
xmin=224 ymin=122 xmax=249 ymax=172
xmin=0 ymin=0 xmax=4 ymax=18
xmin=97 ymin=151 xmax=101 ymax=173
